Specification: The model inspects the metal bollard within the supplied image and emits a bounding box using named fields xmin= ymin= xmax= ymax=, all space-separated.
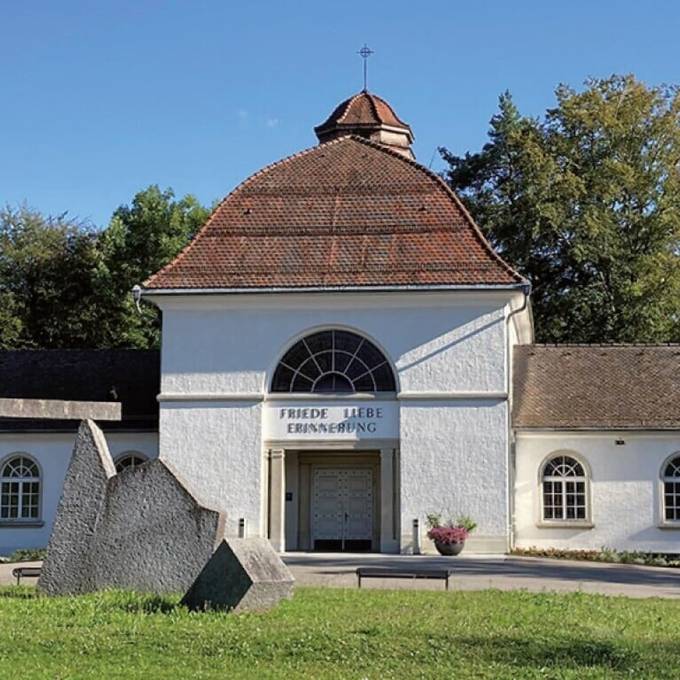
xmin=412 ymin=518 xmax=421 ymax=555
xmin=238 ymin=517 xmax=247 ymax=538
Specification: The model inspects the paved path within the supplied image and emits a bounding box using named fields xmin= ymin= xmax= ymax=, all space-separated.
xmin=2 ymin=554 xmax=679 ymax=598
xmin=283 ymin=553 xmax=680 ymax=599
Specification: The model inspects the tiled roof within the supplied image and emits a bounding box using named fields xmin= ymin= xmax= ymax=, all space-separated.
xmin=314 ymin=91 xmax=412 ymax=136
xmin=145 ymin=136 xmax=524 ymax=290
xmin=513 ymin=345 xmax=680 ymax=430
xmin=0 ymin=350 xmax=159 ymax=431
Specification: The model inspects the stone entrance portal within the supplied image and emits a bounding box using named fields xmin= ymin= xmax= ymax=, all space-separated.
xmin=265 ymin=446 xmax=399 ymax=554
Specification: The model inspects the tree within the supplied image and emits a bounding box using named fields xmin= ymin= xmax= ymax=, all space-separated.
xmin=441 ymin=76 xmax=680 ymax=343
xmin=97 ymin=185 xmax=210 ymax=348
xmin=0 ymin=206 xmax=105 ymax=348
xmin=0 ymin=187 xmax=210 ymax=350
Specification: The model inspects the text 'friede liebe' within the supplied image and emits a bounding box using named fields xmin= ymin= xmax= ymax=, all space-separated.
xmin=279 ymin=407 xmax=385 ymax=434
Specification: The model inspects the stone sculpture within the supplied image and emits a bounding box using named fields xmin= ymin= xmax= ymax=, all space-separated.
xmin=181 ymin=538 xmax=295 ymax=612
xmin=39 ymin=419 xmax=225 ymax=596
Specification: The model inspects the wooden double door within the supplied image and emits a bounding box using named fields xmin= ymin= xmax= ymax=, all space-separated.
xmin=311 ymin=467 xmax=375 ymax=552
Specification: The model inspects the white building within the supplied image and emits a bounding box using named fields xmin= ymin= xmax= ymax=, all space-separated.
xmin=2 ymin=91 xmax=679 ymax=556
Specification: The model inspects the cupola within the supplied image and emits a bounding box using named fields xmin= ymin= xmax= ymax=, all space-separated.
xmin=314 ymin=91 xmax=414 ymax=158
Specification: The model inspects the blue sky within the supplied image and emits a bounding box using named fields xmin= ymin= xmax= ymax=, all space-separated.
xmin=1 ymin=1 xmax=679 ymax=227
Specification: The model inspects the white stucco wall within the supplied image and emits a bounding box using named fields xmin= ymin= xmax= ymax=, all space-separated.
xmin=515 ymin=431 xmax=680 ymax=552
xmin=400 ymin=399 xmax=510 ymax=553
xmin=152 ymin=290 xmax=522 ymax=551
xmin=0 ymin=430 xmax=158 ymax=555
xmin=157 ymin=291 xmax=513 ymax=396
xmin=158 ymin=402 xmax=262 ymax=537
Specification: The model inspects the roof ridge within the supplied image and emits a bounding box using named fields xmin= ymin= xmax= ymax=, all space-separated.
xmin=0 ymin=348 xmax=160 ymax=354
xmin=365 ymin=92 xmax=382 ymax=124
xmin=144 ymin=136 xmax=353 ymax=288
xmin=366 ymin=92 xmax=410 ymax=128
xmin=346 ymin=135 xmax=527 ymax=285
xmin=336 ymin=92 xmax=363 ymax=125
xmin=522 ymin=343 xmax=680 ymax=348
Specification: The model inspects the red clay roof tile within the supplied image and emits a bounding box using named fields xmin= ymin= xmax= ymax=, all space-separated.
xmin=513 ymin=345 xmax=680 ymax=429
xmin=145 ymin=135 xmax=524 ymax=290
xmin=315 ymin=91 xmax=412 ymax=135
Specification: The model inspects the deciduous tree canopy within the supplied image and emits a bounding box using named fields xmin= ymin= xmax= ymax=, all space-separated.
xmin=441 ymin=75 xmax=680 ymax=343
xmin=0 ymin=186 xmax=209 ymax=349
xmin=3 ymin=77 xmax=679 ymax=348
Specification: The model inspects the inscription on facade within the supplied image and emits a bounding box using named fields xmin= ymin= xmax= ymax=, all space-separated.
xmin=264 ymin=402 xmax=397 ymax=440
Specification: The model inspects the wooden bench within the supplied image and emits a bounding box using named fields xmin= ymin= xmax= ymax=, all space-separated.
xmin=12 ymin=566 xmax=42 ymax=586
xmin=356 ymin=567 xmax=453 ymax=590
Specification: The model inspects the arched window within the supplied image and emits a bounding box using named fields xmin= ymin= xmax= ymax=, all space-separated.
xmin=271 ymin=329 xmax=396 ymax=394
xmin=662 ymin=454 xmax=680 ymax=522
xmin=115 ymin=452 xmax=148 ymax=473
xmin=541 ymin=454 xmax=588 ymax=522
xmin=1 ymin=455 xmax=41 ymax=521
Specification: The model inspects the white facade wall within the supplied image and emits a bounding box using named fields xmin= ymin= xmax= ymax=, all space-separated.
xmin=0 ymin=430 xmax=158 ymax=554
xmin=515 ymin=431 xmax=680 ymax=552
xmin=400 ymin=400 xmax=509 ymax=553
xmin=154 ymin=290 xmax=522 ymax=551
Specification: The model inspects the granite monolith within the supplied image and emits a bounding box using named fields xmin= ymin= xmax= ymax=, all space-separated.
xmin=90 ymin=459 xmax=225 ymax=593
xmin=38 ymin=419 xmax=116 ymax=595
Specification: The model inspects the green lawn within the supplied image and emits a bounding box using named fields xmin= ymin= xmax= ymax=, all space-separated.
xmin=0 ymin=586 xmax=679 ymax=679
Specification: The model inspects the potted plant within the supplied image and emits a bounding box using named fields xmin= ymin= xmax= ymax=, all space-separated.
xmin=426 ymin=513 xmax=477 ymax=556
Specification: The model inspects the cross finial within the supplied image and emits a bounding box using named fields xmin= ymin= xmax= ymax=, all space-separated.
xmin=358 ymin=43 xmax=374 ymax=92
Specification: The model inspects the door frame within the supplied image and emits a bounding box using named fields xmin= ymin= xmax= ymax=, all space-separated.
xmin=263 ymin=438 xmax=400 ymax=553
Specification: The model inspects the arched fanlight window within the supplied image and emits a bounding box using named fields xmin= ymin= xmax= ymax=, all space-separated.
xmin=1 ymin=455 xmax=41 ymax=521
xmin=271 ymin=329 xmax=396 ymax=394
xmin=115 ymin=452 xmax=148 ymax=473
xmin=662 ymin=454 xmax=680 ymax=522
xmin=541 ymin=454 xmax=588 ymax=522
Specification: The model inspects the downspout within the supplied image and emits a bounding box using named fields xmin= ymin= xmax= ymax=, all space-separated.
xmin=505 ymin=282 xmax=531 ymax=553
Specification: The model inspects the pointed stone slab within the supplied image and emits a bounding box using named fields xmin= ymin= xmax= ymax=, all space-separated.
xmin=39 ymin=419 xmax=116 ymax=595
xmin=91 ymin=459 xmax=225 ymax=594
xmin=181 ymin=538 xmax=295 ymax=612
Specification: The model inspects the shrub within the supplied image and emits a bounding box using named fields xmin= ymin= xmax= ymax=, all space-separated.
xmin=7 ymin=548 xmax=47 ymax=563
xmin=511 ymin=546 xmax=680 ymax=568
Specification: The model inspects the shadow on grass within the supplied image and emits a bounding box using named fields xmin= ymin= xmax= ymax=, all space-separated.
xmin=449 ymin=635 xmax=638 ymax=672
xmin=117 ymin=595 xmax=179 ymax=615
xmin=0 ymin=585 xmax=179 ymax=613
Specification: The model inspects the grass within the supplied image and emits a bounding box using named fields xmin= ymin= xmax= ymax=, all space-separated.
xmin=0 ymin=587 xmax=679 ymax=679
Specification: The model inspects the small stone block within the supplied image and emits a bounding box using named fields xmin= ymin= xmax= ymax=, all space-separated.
xmin=181 ymin=538 xmax=295 ymax=612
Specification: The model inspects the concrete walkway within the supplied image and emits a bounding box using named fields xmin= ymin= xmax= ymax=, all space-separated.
xmin=283 ymin=552 xmax=680 ymax=599
xmin=2 ymin=554 xmax=679 ymax=598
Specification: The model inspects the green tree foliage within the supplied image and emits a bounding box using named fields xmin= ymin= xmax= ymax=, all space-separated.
xmin=0 ymin=206 xmax=103 ymax=348
xmin=97 ymin=185 xmax=210 ymax=348
xmin=441 ymin=75 xmax=680 ymax=343
xmin=0 ymin=187 xmax=209 ymax=349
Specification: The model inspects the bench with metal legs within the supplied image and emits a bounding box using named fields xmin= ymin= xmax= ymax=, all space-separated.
xmin=12 ymin=567 xmax=42 ymax=586
xmin=356 ymin=567 xmax=453 ymax=590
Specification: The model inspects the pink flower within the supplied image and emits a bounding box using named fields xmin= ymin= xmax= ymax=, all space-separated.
xmin=426 ymin=526 xmax=469 ymax=545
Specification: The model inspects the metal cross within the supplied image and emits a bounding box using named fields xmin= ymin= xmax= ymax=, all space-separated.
xmin=358 ymin=44 xmax=374 ymax=91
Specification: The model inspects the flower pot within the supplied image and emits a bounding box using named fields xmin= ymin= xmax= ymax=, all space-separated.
xmin=434 ymin=540 xmax=465 ymax=556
